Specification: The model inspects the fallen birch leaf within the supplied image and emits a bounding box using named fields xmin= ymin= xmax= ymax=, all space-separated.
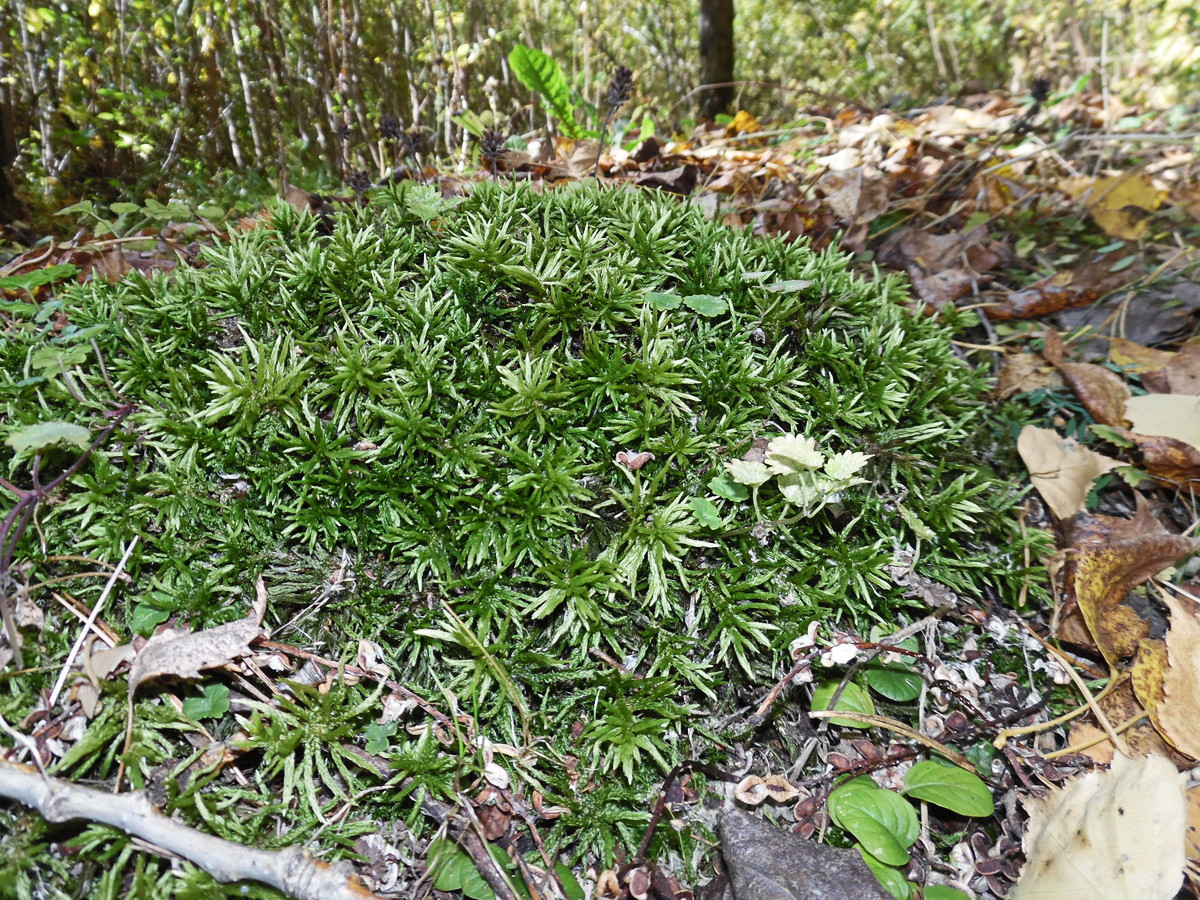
xmin=1108 ymin=337 xmax=1176 ymax=373
xmin=1124 ymin=394 xmax=1200 ymax=451
xmin=1157 ymin=589 xmax=1200 ymax=759
xmin=1060 ymin=173 xmax=1167 ymax=241
xmin=1017 ymin=425 xmax=1123 ymax=519
xmin=1159 ymin=344 xmax=1200 ymax=395
xmin=1072 ymin=534 xmax=1196 ymax=671
xmin=1013 ymin=753 xmax=1185 ymax=900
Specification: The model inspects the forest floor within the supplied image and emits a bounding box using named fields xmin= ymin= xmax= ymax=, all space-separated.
xmin=2 ymin=88 xmax=1200 ymax=900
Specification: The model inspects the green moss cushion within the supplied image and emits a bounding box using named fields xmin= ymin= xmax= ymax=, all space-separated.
xmin=2 ymin=180 xmax=1031 ymax=780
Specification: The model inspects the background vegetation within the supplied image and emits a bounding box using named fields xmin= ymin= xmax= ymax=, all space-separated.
xmin=2 ymin=0 xmax=1197 ymax=218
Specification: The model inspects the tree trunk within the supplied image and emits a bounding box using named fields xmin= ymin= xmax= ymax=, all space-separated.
xmin=698 ymin=0 xmax=735 ymax=119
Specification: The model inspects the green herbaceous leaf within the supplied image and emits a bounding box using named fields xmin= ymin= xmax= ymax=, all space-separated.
xmin=858 ymin=853 xmax=911 ymax=900
xmin=363 ymin=722 xmax=397 ymax=755
xmin=726 ymin=458 xmax=772 ymax=486
xmin=902 ymin=761 xmax=994 ymax=817
xmin=922 ymin=887 xmax=971 ymax=900
xmin=827 ymin=780 xmax=918 ymax=867
xmin=777 ymin=471 xmax=826 ymax=509
xmin=863 ymin=663 xmax=923 ymax=702
xmin=507 ymin=44 xmax=581 ymax=139
xmin=556 ymin=864 xmax=585 ymax=900
xmin=129 ymin=602 xmax=171 ymax=636
xmin=645 ymin=291 xmax=682 ymax=310
xmin=764 ymin=279 xmax=814 ymax=293
xmin=0 ymin=263 xmax=79 ymax=292
xmin=823 ymin=450 xmax=873 ymax=481
xmin=182 ymin=683 xmax=230 ymax=720
xmin=765 ymin=434 xmax=824 ymax=475
xmin=31 ymin=343 xmax=90 ymax=376
xmin=428 ymin=838 xmax=495 ymax=900
xmin=811 ymin=681 xmax=875 ymax=727
xmin=708 ymin=471 xmax=749 ymax=501
xmin=4 ymin=420 xmax=91 ymax=452
xmin=682 ymin=293 xmax=726 ymax=316
xmin=689 ymin=496 xmax=723 ymax=529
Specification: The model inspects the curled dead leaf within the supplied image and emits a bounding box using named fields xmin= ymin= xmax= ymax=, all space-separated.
xmin=128 ymin=616 xmax=263 ymax=700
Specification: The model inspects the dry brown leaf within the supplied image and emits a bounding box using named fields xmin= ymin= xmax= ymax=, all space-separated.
xmin=1043 ymin=329 xmax=1131 ymax=426
xmin=1112 ymin=429 xmax=1200 ymax=490
xmin=1066 ymin=679 xmax=1184 ymax=764
xmin=1187 ymin=786 xmax=1200 ymax=867
xmin=996 ymin=352 xmax=1063 ymax=398
xmin=1013 ymin=754 xmax=1186 ymax=900
xmin=1073 ymin=534 xmax=1196 ymax=670
xmin=817 ymin=167 xmax=889 ymax=224
xmin=1161 ymin=344 xmax=1200 ymax=395
xmin=1157 ymin=590 xmax=1200 ymax=759
xmin=988 ymin=258 xmax=1135 ymax=321
xmin=1017 ymin=425 xmax=1124 ymax=519
xmin=128 ymin=616 xmax=263 ymax=699
xmin=1063 ymin=494 xmax=1167 ymax=547
xmin=1109 ymin=337 xmax=1176 ymax=373
xmin=1059 ymin=172 xmax=1168 ymax=240
xmin=1124 ymin=394 xmax=1200 ymax=451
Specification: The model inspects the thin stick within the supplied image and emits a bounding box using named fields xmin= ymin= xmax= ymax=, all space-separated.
xmin=47 ymin=537 xmax=139 ymax=709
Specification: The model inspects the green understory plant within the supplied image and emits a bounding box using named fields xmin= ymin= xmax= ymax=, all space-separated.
xmin=1 ymin=179 xmax=1043 ymax=883
xmin=827 ymin=765 xmax=990 ymax=900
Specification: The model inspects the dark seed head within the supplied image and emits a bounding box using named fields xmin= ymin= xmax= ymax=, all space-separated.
xmin=380 ymin=114 xmax=401 ymax=140
xmin=607 ymin=66 xmax=634 ymax=108
xmin=347 ymin=168 xmax=372 ymax=195
xmin=1031 ymin=76 xmax=1051 ymax=103
xmin=333 ymin=121 xmax=352 ymax=142
xmin=480 ymin=128 xmax=507 ymax=164
xmin=400 ymin=129 xmax=426 ymax=157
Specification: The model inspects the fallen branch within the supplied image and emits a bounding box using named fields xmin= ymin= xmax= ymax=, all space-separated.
xmin=0 ymin=759 xmax=379 ymax=900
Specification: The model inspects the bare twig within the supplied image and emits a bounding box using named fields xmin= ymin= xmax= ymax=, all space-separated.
xmin=0 ymin=759 xmax=380 ymax=900
xmin=47 ymin=536 xmax=139 ymax=708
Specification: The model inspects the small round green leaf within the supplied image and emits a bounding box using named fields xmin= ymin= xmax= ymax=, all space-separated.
xmin=645 ymin=291 xmax=681 ymax=310
xmin=4 ymin=420 xmax=91 ymax=453
xmin=689 ymin=496 xmax=723 ymax=529
xmin=902 ymin=761 xmax=994 ymax=817
xmin=863 ymin=663 xmax=923 ymax=702
xmin=708 ymin=471 xmax=750 ymax=501
xmin=827 ymin=781 xmax=918 ymax=867
xmin=682 ymin=293 xmax=727 ymax=316
xmin=428 ymin=838 xmax=495 ymax=900
xmin=182 ymin=683 xmax=230 ymax=720
xmin=811 ymin=681 xmax=875 ymax=727
xmin=129 ymin=602 xmax=171 ymax=636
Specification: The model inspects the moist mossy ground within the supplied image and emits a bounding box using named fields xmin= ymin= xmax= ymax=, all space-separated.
xmin=0 ymin=180 xmax=1040 ymax=888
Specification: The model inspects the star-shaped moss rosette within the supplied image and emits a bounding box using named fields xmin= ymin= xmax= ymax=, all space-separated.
xmin=721 ymin=434 xmax=873 ymax=518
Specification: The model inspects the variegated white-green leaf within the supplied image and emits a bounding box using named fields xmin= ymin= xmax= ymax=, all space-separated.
xmin=725 ymin=458 xmax=772 ymax=486
xmin=765 ymin=434 xmax=824 ymax=476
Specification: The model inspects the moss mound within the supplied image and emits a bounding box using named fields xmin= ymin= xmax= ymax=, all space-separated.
xmin=4 ymin=180 xmax=1028 ymax=785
